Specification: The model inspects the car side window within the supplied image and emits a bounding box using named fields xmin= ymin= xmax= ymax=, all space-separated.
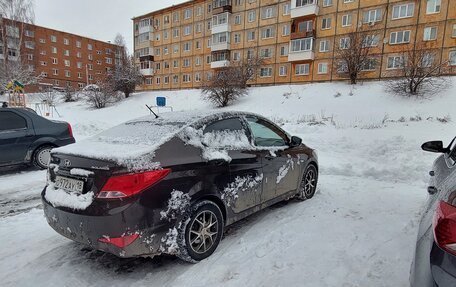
xmin=0 ymin=111 xmax=27 ymax=131
xmin=203 ymin=117 xmax=245 ymax=134
xmin=246 ymin=117 xmax=288 ymax=147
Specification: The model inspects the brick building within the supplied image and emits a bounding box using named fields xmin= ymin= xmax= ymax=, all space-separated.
xmin=0 ymin=18 xmax=123 ymax=92
xmin=132 ymin=0 xmax=456 ymax=91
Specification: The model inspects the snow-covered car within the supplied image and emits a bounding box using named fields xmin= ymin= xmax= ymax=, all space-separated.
xmin=0 ymin=107 xmax=75 ymax=169
xmin=41 ymin=111 xmax=318 ymax=262
xmin=411 ymin=139 xmax=456 ymax=286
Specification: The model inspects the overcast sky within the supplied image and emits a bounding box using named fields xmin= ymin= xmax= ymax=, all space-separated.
xmin=34 ymin=0 xmax=187 ymax=52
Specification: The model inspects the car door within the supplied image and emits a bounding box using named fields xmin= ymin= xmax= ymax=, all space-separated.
xmin=245 ymin=116 xmax=300 ymax=204
xmin=203 ymin=117 xmax=263 ymax=214
xmin=0 ymin=110 xmax=35 ymax=165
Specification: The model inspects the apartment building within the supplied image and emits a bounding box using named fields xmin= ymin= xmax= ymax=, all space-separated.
xmin=133 ymin=0 xmax=456 ymax=91
xmin=0 ymin=18 xmax=123 ymax=92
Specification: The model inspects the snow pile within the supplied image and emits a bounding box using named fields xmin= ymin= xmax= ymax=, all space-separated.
xmin=222 ymin=174 xmax=264 ymax=207
xmin=160 ymin=190 xmax=191 ymax=221
xmin=44 ymin=183 xmax=94 ymax=210
xmin=69 ymin=168 xmax=93 ymax=177
xmin=180 ymin=126 xmax=253 ymax=162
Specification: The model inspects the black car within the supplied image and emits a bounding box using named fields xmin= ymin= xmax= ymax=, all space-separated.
xmin=411 ymin=138 xmax=456 ymax=286
xmin=42 ymin=111 xmax=318 ymax=262
xmin=0 ymin=107 xmax=75 ymax=169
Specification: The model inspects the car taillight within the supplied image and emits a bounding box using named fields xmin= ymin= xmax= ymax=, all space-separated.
xmin=68 ymin=123 xmax=73 ymax=138
xmin=98 ymin=233 xmax=139 ymax=248
xmin=97 ymin=169 xmax=171 ymax=199
xmin=433 ymin=201 xmax=456 ymax=255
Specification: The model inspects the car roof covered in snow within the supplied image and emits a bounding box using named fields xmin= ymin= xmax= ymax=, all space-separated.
xmin=52 ymin=110 xmax=264 ymax=167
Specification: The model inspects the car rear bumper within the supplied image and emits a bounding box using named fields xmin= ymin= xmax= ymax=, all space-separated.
xmin=42 ymin=190 xmax=175 ymax=258
xmin=430 ymin=242 xmax=456 ymax=286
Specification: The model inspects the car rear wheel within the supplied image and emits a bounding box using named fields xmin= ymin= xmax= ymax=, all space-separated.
xmin=33 ymin=145 xmax=54 ymax=169
xmin=296 ymin=164 xmax=318 ymax=200
xmin=177 ymin=201 xmax=224 ymax=263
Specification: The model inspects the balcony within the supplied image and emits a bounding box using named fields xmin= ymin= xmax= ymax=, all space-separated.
xmin=291 ymin=30 xmax=315 ymax=40
xmin=212 ymin=0 xmax=232 ymax=14
xmin=211 ymin=60 xmax=230 ymax=69
xmin=211 ymin=32 xmax=231 ymax=51
xmin=139 ymin=68 xmax=154 ymax=76
xmin=211 ymin=42 xmax=230 ymax=52
xmin=139 ymin=25 xmax=153 ymax=34
xmin=290 ymin=1 xmax=319 ymax=18
xmin=212 ymin=12 xmax=231 ymax=34
xmin=288 ymin=37 xmax=315 ymax=61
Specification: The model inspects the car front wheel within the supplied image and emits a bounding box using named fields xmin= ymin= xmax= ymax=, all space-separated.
xmin=296 ymin=164 xmax=318 ymax=200
xmin=33 ymin=145 xmax=53 ymax=169
xmin=177 ymin=200 xmax=224 ymax=263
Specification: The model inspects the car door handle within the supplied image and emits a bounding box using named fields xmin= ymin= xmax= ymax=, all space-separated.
xmin=209 ymin=159 xmax=225 ymax=166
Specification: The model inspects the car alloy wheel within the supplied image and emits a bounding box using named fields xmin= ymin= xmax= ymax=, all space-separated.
xmin=297 ymin=165 xmax=318 ymax=200
xmin=177 ymin=201 xmax=224 ymax=263
xmin=188 ymin=210 xmax=219 ymax=254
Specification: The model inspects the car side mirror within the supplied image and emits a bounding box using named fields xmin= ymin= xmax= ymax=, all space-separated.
xmin=421 ymin=141 xmax=448 ymax=153
xmin=290 ymin=136 xmax=302 ymax=147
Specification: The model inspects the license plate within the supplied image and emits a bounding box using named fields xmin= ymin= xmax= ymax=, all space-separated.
xmin=55 ymin=176 xmax=84 ymax=193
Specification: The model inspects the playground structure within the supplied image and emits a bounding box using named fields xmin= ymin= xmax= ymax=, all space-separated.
xmin=5 ymin=80 xmax=27 ymax=108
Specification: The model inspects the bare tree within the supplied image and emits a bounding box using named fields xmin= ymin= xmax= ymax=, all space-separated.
xmin=108 ymin=55 xmax=143 ymax=98
xmin=82 ymin=82 xmax=120 ymax=109
xmin=385 ymin=44 xmax=450 ymax=97
xmin=202 ymin=56 xmax=264 ymax=107
xmin=0 ymin=0 xmax=39 ymax=87
xmin=335 ymin=29 xmax=379 ymax=85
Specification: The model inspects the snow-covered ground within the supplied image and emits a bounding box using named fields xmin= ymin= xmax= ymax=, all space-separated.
xmin=1 ymin=79 xmax=456 ymax=286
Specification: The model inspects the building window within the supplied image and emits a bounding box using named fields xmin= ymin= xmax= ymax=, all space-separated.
xmin=361 ymin=58 xmax=377 ymax=71
xmin=88 ymin=44 xmax=93 ymax=50
xmin=51 ymin=35 xmax=57 ymax=42
xmin=53 ymin=69 xmax=58 ymax=75
xmin=260 ymin=67 xmax=273 ymax=77
xmin=184 ymin=8 xmax=192 ymax=19
xmin=261 ymin=27 xmax=274 ymax=39
xmin=283 ymin=3 xmax=290 ymax=15
xmin=392 ymin=3 xmax=415 ymax=19
xmin=339 ymin=37 xmax=350 ymax=49
xmin=25 ymin=41 xmax=35 ymax=49
xmin=195 ymin=73 xmax=201 ymax=82
xmin=27 ymin=54 xmax=33 ymax=60
xmin=39 ymin=38 xmax=45 ymax=44
xmin=234 ymin=14 xmax=241 ymax=25
xmin=64 ymin=60 xmax=70 ymax=67
xmin=296 ymin=0 xmax=316 ymax=7
xmin=64 ymin=50 xmax=70 ymax=56
xmin=343 ymin=0 xmax=354 ymax=3
xmin=77 ymin=51 xmax=82 ymax=58
xmin=423 ymin=27 xmax=437 ymax=41
xmin=183 ymin=74 xmax=191 ymax=83
xmin=295 ymin=64 xmax=310 ymax=75
xmin=173 ymin=28 xmax=180 ymax=38
xmin=363 ymin=35 xmax=379 ymax=47
xmin=76 ymin=40 xmax=81 ymax=48
xmin=40 ymin=61 xmax=47 ymax=66
xmin=77 ymin=62 xmax=82 ymax=69
xmin=322 ymin=0 xmax=332 ymax=7
xmin=363 ymin=8 xmax=382 ymax=24
xmin=248 ymin=10 xmax=256 ymax=22
xmin=247 ymin=31 xmax=256 ymax=41
xmin=25 ymin=30 xmax=34 ymax=37
xmin=321 ymin=17 xmax=332 ymax=30
xmin=449 ymin=51 xmax=456 ymax=66
xmin=261 ymin=7 xmax=275 ymax=19
xmin=52 ymin=47 xmax=57 ymax=54
xmin=319 ymin=40 xmax=330 ymax=52
xmin=280 ymin=45 xmax=289 ymax=56
xmin=233 ymin=52 xmax=241 ymax=61
xmin=389 ymin=30 xmax=411 ymax=44
xmin=282 ymin=24 xmax=290 ymax=36
xmin=318 ymin=63 xmax=328 ymax=74
xmin=156 ymin=77 xmax=161 ymax=85
xmin=106 ymin=58 xmax=113 ymax=64
xmin=64 ymin=38 xmax=69 ymax=45
xmin=342 ymin=14 xmax=352 ymax=27
xmin=426 ymin=0 xmax=441 ymax=14
xmin=183 ymin=58 xmax=191 ymax=67
xmin=279 ymin=66 xmax=287 ymax=76
xmin=234 ymin=33 xmax=241 ymax=43
xmin=453 ymin=24 xmax=456 ymax=38
xmin=260 ymin=48 xmax=273 ymax=58
xmin=387 ymin=56 xmax=404 ymax=69
xmin=291 ymin=38 xmax=313 ymax=52
xmin=184 ymin=25 xmax=192 ymax=36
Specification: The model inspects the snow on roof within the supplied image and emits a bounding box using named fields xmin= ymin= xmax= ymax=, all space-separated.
xmin=52 ymin=110 xmax=254 ymax=168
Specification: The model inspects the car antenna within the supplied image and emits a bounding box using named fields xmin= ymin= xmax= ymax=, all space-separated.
xmin=145 ymin=104 xmax=159 ymax=119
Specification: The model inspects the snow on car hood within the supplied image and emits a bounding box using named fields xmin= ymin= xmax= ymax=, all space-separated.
xmin=53 ymin=110 xmax=215 ymax=169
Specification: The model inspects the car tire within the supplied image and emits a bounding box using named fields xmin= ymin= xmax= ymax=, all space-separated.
xmin=296 ymin=164 xmax=318 ymax=201
xmin=33 ymin=145 xmax=54 ymax=169
xmin=176 ymin=200 xmax=224 ymax=263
